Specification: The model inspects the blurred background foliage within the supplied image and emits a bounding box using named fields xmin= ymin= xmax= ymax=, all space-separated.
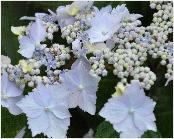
xmin=1 ymin=1 xmax=173 ymax=138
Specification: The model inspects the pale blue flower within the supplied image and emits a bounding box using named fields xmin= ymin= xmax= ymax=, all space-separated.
xmin=112 ymin=4 xmax=142 ymax=21
xmin=17 ymin=84 xmax=71 ymax=138
xmin=60 ymin=59 xmax=101 ymax=115
xmin=71 ymin=56 xmax=91 ymax=71
xmin=99 ymin=80 xmax=157 ymax=138
xmin=112 ymin=4 xmax=129 ymax=19
xmin=72 ymin=38 xmax=88 ymax=56
xmin=1 ymin=71 xmax=24 ymax=115
xmin=56 ymin=1 xmax=93 ymax=28
xmin=86 ymin=6 xmax=121 ymax=43
xmin=56 ymin=6 xmax=76 ymax=29
xmin=45 ymin=53 xmax=57 ymax=69
xmin=18 ymin=18 xmax=47 ymax=58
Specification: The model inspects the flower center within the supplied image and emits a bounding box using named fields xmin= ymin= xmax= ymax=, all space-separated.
xmin=35 ymin=42 xmax=41 ymax=48
xmin=44 ymin=107 xmax=50 ymax=112
xmin=128 ymin=108 xmax=135 ymax=115
xmin=102 ymin=31 xmax=108 ymax=36
xmin=77 ymin=84 xmax=84 ymax=91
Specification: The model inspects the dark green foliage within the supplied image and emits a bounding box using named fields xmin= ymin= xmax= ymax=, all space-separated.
xmin=95 ymin=121 xmax=119 ymax=138
xmin=142 ymin=130 xmax=162 ymax=138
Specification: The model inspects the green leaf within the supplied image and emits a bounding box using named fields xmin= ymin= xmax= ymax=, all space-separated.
xmin=95 ymin=121 xmax=119 ymax=138
xmin=96 ymin=70 xmax=119 ymax=113
xmin=141 ymin=130 xmax=162 ymax=138
xmin=146 ymin=62 xmax=173 ymax=138
xmin=1 ymin=108 xmax=27 ymax=138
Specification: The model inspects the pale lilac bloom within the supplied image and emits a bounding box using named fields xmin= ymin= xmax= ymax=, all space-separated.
xmin=99 ymin=80 xmax=157 ymax=138
xmin=1 ymin=71 xmax=24 ymax=115
xmin=18 ymin=18 xmax=47 ymax=58
xmin=17 ymin=84 xmax=71 ymax=138
xmin=112 ymin=4 xmax=142 ymax=21
xmin=71 ymin=56 xmax=91 ymax=71
xmin=56 ymin=1 xmax=93 ymax=29
xmin=45 ymin=53 xmax=57 ymax=69
xmin=60 ymin=59 xmax=100 ymax=115
xmin=72 ymin=38 xmax=88 ymax=56
xmin=56 ymin=6 xmax=76 ymax=29
xmin=86 ymin=6 xmax=121 ymax=43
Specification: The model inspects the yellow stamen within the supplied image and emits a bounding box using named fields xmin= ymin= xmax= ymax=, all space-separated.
xmin=112 ymin=83 xmax=125 ymax=97
xmin=19 ymin=60 xmax=32 ymax=73
xmin=11 ymin=26 xmax=26 ymax=36
xmin=67 ymin=5 xmax=79 ymax=16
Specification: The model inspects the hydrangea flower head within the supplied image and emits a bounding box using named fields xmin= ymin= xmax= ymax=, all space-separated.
xmin=60 ymin=58 xmax=101 ymax=115
xmin=18 ymin=18 xmax=47 ymax=58
xmin=1 ymin=71 xmax=24 ymax=115
xmin=86 ymin=6 xmax=121 ymax=43
xmin=99 ymin=80 xmax=157 ymax=138
xmin=17 ymin=84 xmax=71 ymax=138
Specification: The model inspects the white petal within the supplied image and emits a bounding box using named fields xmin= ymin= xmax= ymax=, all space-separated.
xmin=113 ymin=115 xmax=143 ymax=138
xmin=18 ymin=36 xmax=35 ymax=58
xmin=45 ymin=113 xmax=70 ymax=138
xmin=28 ymin=112 xmax=49 ymax=137
xmin=32 ymin=84 xmax=52 ymax=107
xmin=51 ymin=105 xmax=71 ymax=119
xmin=106 ymin=39 xmax=115 ymax=49
xmin=136 ymin=97 xmax=156 ymax=116
xmin=2 ymin=96 xmax=23 ymax=115
xmin=29 ymin=18 xmax=47 ymax=42
xmin=56 ymin=6 xmax=75 ymax=28
xmin=1 ymin=71 xmax=9 ymax=93
xmin=99 ymin=5 xmax=112 ymax=13
xmin=78 ymin=91 xmax=96 ymax=115
xmin=1 ymin=99 xmax=9 ymax=108
xmin=124 ymin=80 xmax=146 ymax=108
xmin=87 ymin=12 xmax=120 ymax=43
xmin=50 ymin=84 xmax=70 ymax=106
xmin=129 ymin=14 xmax=143 ymax=21
xmin=71 ymin=56 xmax=91 ymax=71
xmin=134 ymin=113 xmax=157 ymax=132
xmin=1 ymin=71 xmax=23 ymax=97
xmin=99 ymin=97 xmax=128 ymax=124
xmin=72 ymin=1 xmax=93 ymax=11
xmin=61 ymin=60 xmax=100 ymax=115
xmin=68 ymin=92 xmax=79 ymax=108
xmin=61 ymin=69 xmax=81 ymax=91
xmin=17 ymin=94 xmax=43 ymax=118
xmin=112 ymin=4 xmax=129 ymax=19
xmin=6 ymin=80 xmax=23 ymax=97
xmin=75 ymin=62 xmax=100 ymax=86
